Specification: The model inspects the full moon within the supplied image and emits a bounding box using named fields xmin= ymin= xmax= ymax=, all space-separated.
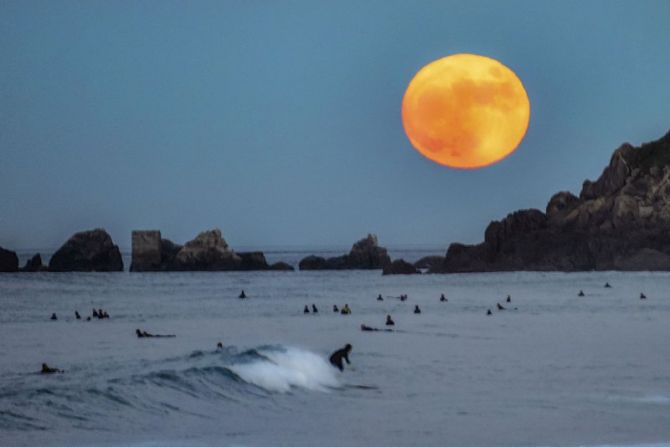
xmin=402 ymin=53 xmax=530 ymax=169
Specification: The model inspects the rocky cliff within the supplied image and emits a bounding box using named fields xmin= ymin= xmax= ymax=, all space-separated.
xmin=431 ymin=129 xmax=670 ymax=272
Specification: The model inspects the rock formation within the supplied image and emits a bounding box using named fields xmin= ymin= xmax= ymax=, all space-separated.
xmin=49 ymin=229 xmax=123 ymax=272
xmin=269 ymin=261 xmax=295 ymax=271
xmin=383 ymin=259 xmax=420 ymax=275
xmin=131 ymin=228 xmax=291 ymax=272
xmin=20 ymin=253 xmax=47 ymax=272
xmin=299 ymin=234 xmax=391 ymax=270
xmin=0 ymin=246 xmax=19 ymax=272
xmin=414 ymin=255 xmax=444 ymax=270
xmin=431 ymin=129 xmax=670 ymax=272
xmin=173 ymin=229 xmax=241 ymax=270
xmin=238 ymin=252 xmax=269 ymax=270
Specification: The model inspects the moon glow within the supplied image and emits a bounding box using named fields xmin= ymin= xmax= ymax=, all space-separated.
xmin=402 ymin=54 xmax=530 ymax=169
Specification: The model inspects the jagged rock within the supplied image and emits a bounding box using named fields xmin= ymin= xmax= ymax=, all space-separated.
xmin=414 ymin=255 xmax=444 ymax=270
xmin=0 ymin=246 xmax=19 ymax=272
xmin=546 ymin=191 xmax=580 ymax=224
xmin=346 ymin=234 xmax=391 ymax=269
xmin=130 ymin=228 xmax=281 ymax=271
xmin=173 ymin=229 xmax=241 ymax=271
xmin=20 ymin=254 xmax=47 ymax=272
xmin=431 ymin=129 xmax=670 ymax=272
xmin=299 ymin=234 xmax=391 ymax=270
xmin=383 ymin=259 xmax=420 ymax=275
xmin=238 ymin=252 xmax=269 ymax=270
xmin=269 ymin=261 xmax=295 ymax=271
xmin=49 ymin=229 xmax=123 ymax=272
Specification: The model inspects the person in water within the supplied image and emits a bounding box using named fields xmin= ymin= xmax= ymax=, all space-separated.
xmin=486 ymin=309 xmax=493 ymax=316
xmin=497 ymin=303 xmax=506 ymax=311
xmin=578 ymin=290 xmax=585 ymax=297
xmin=92 ymin=309 xmax=99 ymax=318
xmin=75 ymin=311 xmax=81 ymax=320
xmin=385 ymin=314 xmax=395 ymax=326
xmin=640 ymin=292 xmax=647 ymax=299
xmin=414 ymin=305 xmax=421 ymax=314
xmin=506 ymin=295 xmax=511 ymax=303
xmin=604 ymin=283 xmax=612 ymax=288
xmin=239 ymin=290 xmax=247 ymax=299
xmin=41 ymin=363 xmax=62 ymax=374
xmin=400 ymin=294 xmax=407 ymax=302
xmin=361 ymin=324 xmax=393 ymax=332
xmin=340 ymin=304 xmax=351 ymax=315
xmin=217 ymin=342 xmax=224 ymax=349
xmin=312 ymin=304 xmax=318 ymax=313
xmin=377 ymin=294 xmax=384 ymax=301
xmin=136 ymin=329 xmax=175 ymax=338
xmin=440 ymin=294 xmax=447 ymax=302
xmin=329 ymin=344 xmax=352 ymax=372
xmin=333 ymin=304 xmax=339 ymax=312
xmin=50 ymin=313 xmax=57 ymax=321
xmin=304 ymin=305 xmax=310 ymax=314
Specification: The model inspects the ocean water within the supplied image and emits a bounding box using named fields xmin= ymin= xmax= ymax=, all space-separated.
xmin=1 ymin=252 xmax=670 ymax=447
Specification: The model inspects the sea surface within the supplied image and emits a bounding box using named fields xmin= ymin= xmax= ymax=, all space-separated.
xmin=1 ymin=248 xmax=669 ymax=447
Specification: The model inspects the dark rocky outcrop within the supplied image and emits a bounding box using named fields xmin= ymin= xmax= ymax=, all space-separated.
xmin=0 ymin=246 xmax=19 ymax=272
xmin=269 ymin=261 xmax=295 ymax=271
xmin=298 ymin=234 xmax=391 ymax=270
xmin=414 ymin=255 xmax=446 ymax=270
xmin=383 ymin=259 xmax=420 ymax=275
xmin=431 ymin=129 xmax=670 ymax=272
xmin=131 ymin=229 xmax=291 ymax=272
xmin=20 ymin=254 xmax=47 ymax=272
xmin=173 ymin=229 xmax=241 ymax=271
xmin=298 ymin=255 xmax=328 ymax=270
xmin=238 ymin=252 xmax=269 ymax=270
xmin=49 ymin=229 xmax=123 ymax=272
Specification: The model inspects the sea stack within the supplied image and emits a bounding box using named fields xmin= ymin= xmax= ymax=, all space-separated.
xmin=20 ymin=254 xmax=47 ymax=272
xmin=0 ymin=246 xmax=19 ymax=272
xmin=299 ymin=234 xmax=391 ymax=270
xmin=49 ymin=229 xmax=123 ymax=272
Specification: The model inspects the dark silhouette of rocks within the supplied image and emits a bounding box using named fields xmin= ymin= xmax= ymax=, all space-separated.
xmin=131 ymin=229 xmax=292 ymax=272
xmin=298 ymin=255 xmax=328 ymax=270
xmin=269 ymin=261 xmax=295 ymax=271
xmin=414 ymin=255 xmax=444 ymax=270
xmin=20 ymin=254 xmax=47 ymax=272
xmin=299 ymin=234 xmax=391 ymax=270
xmin=430 ymin=130 xmax=670 ymax=272
xmin=238 ymin=252 xmax=269 ymax=270
xmin=49 ymin=229 xmax=123 ymax=272
xmin=0 ymin=246 xmax=19 ymax=272
xmin=383 ymin=259 xmax=420 ymax=275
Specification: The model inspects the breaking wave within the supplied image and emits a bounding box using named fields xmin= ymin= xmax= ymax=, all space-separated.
xmin=0 ymin=345 xmax=340 ymax=432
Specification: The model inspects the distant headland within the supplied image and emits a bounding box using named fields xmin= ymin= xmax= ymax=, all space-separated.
xmin=2 ymin=129 xmax=670 ymax=273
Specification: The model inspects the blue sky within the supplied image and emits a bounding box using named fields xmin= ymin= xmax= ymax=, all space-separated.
xmin=1 ymin=0 xmax=669 ymax=250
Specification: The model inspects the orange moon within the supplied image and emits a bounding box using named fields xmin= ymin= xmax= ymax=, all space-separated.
xmin=402 ymin=54 xmax=530 ymax=169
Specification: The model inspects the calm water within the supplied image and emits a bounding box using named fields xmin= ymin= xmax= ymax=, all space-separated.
xmin=1 ymin=253 xmax=669 ymax=447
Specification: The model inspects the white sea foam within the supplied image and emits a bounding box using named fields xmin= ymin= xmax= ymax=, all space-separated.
xmin=228 ymin=346 xmax=340 ymax=393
